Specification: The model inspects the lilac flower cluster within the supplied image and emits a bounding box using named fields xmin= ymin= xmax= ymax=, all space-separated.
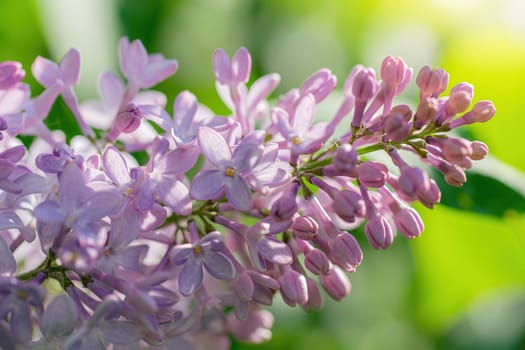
xmin=0 ymin=38 xmax=495 ymax=349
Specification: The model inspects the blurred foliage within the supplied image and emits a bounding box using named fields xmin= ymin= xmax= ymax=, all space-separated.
xmin=2 ymin=0 xmax=525 ymax=349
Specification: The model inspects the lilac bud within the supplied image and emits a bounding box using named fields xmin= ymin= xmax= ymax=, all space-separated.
xmin=365 ymin=213 xmax=394 ymax=250
xmin=394 ymin=207 xmax=424 ymax=239
xmin=302 ymin=278 xmax=324 ymax=311
xmin=332 ymin=189 xmax=365 ymax=223
xmin=384 ymin=104 xmax=412 ymax=142
xmin=329 ymin=232 xmax=363 ymax=272
xmin=115 ymin=103 xmax=143 ymax=133
xmin=0 ymin=61 xmax=25 ymax=89
xmin=304 ymin=248 xmax=331 ymax=275
xmin=278 ymin=269 xmax=308 ymax=306
xmin=332 ymin=144 xmax=359 ymax=175
xmin=320 ymin=266 xmax=351 ymax=301
xmin=448 ymin=100 xmax=496 ymax=128
xmin=416 ymin=65 xmax=449 ymax=97
xmin=470 ymin=100 xmax=496 ymax=123
xmin=270 ymin=195 xmax=297 ymax=221
xmin=352 ymin=68 xmax=376 ymax=101
xmin=443 ymin=83 xmax=473 ymax=119
xmin=381 ymin=56 xmax=409 ymax=86
xmin=414 ymin=97 xmax=439 ymax=129
xmin=441 ymin=137 xmax=472 ymax=168
xmin=357 ymin=161 xmax=388 ymax=188
xmin=418 ymin=178 xmax=441 ymax=209
xmin=292 ymin=216 xmax=319 ymax=240
xmin=469 ymin=141 xmax=489 ymax=160
xmin=397 ymin=166 xmax=428 ymax=198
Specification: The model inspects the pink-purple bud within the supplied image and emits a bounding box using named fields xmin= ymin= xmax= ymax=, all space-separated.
xmin=384 ymin=104 xmax=412 ymax=142
xmin=320 ymin=266 xmax=351 ymax=301
xmin=469 ymin=141 xmax=489 ymax=160
xmin=329 ymin=232 xmax=363 ymax=272
xmin=394 ymin=207 xmax=424 ymax=239
xmin=278 ymin=269 xmax=308 ymax=306
xmin=441 ymin=83 xmax=474 ymax=123
xmin=352 ymin=68 xmax=376 ymax=101
xmin=303 ymin=278 xmax=324 ymax=310
xmin=416 ymin=65 xmax=449 ymax=98
xmin=0 ymin=61 xmax=25 ymax=89
xmin=470 ymin=100 xmax=496 ymax=123
xmin=380 ymin=56 xmax=409 ymax=86
xmin=332 ymin=190 xmax=365 ymax=222
xmin=332 ymin=144 xmax=359 ymax=175
xmin=115 ymin=103 xmax=143 ymax=133
xmin=357 ymin=161 xmax=389 ymax=188
xmin=270 ymin=195 xmax=298 ymax=221
xmin=364 ymin=213 xmax=394 ymax=250
xmin=448 ymin=100 xmax=496 ymax=128
xmin=304 ymin=248 xmax=331 ymax=275
xmin=292 ymin=216 xmax=319 ymax=240
xmin=414 ymin=97 xmax=439 ymax=129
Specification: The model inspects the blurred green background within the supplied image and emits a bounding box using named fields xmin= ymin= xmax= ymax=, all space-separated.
xmin=2 ymin=0 xmax=525 ymax=349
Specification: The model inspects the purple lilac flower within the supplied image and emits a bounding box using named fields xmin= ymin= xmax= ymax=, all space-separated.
xmin=190 ymin=126 xmax=263 ymax=210
xmin=170 ymin=231 xmax=237 ymax=296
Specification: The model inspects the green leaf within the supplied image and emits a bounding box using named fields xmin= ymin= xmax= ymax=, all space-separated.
xmin=435 ymin=156 xmax=525 ymax=218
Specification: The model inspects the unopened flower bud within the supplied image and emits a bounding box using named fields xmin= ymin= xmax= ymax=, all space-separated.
xmin=329 ymin=232 xmax=363 ymax=271
xmin=414 ymin=97 xmax=439 ymax=129
xmin=357 ymin=161 xmax=388 ymax=188
xmin=381 ymin=56 xmax=409 ymax=86
xmin=304 ymin=248 xmax=331 ymax=275
xmin=332 ymin=190 xmax=365 ymax=223
xmin=352 ymin=68 xmax=376 ymax=101
xmin=416 ymin=65 xmax=448 ymax=97
xmin=442 ymin=83 xmax=473 ymax=122
xmin=365 ymin=213 xmax=394 ymax=250
xmin=471 ymin=100 xmax=496 ymax=123
xmin=384 ymin=104 xmax=412 ymax=142
xmin=302 ymin=278 xmax=324 ymax=311
xmin=116 ymin=103 xmax=143 ymax=133
xmin=270 ymin=195 xmax=297 ymax=221
xmin=332 ymin=144 xmax=359 ymax=175
xmin=292 ymin=216 xmax=319 ymax=240
xmin=469 ymin=141 xmax=489 ymax=160
xmin=278 ymin=269 xmax=308 ymax=306
xmin=394 ymin=207 xmax=424 ymax=239
xmin=320 ymin=266 xmax=351 ymax=301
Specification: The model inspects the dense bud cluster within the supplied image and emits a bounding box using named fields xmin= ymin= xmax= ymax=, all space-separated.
xmin=0 ymin=37 xmax=495 ymax=349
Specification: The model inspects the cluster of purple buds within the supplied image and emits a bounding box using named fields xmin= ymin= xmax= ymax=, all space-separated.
xmin=0 ymin=37 xmax=495 ymax=349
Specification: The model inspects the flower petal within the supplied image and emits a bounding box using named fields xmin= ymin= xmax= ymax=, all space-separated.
xmin=41 ymin=294 xmax=78 ymax=337
xmin=156 ymin=179 xmax=191 ymax=215
xmin=190 ymin=170 xmax=225 ymax=201
xmin=225 ymin=176 xmax=251 ymax=211
xmin=178 ymin=258 xmax=203 ymax=296
xmin=203 ymin=251 xmax=236 ymax=280
xmin=256 ymin=237 xmax=293 ymax=265
xmin=197 ymin=127 xmax=231 ymax=167
xmin=102 ymin=146 xmax=131 ymax=185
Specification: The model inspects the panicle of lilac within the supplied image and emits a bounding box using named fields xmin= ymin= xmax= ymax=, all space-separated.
xmin=0 ymin=40 xmax=497 ymax=348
